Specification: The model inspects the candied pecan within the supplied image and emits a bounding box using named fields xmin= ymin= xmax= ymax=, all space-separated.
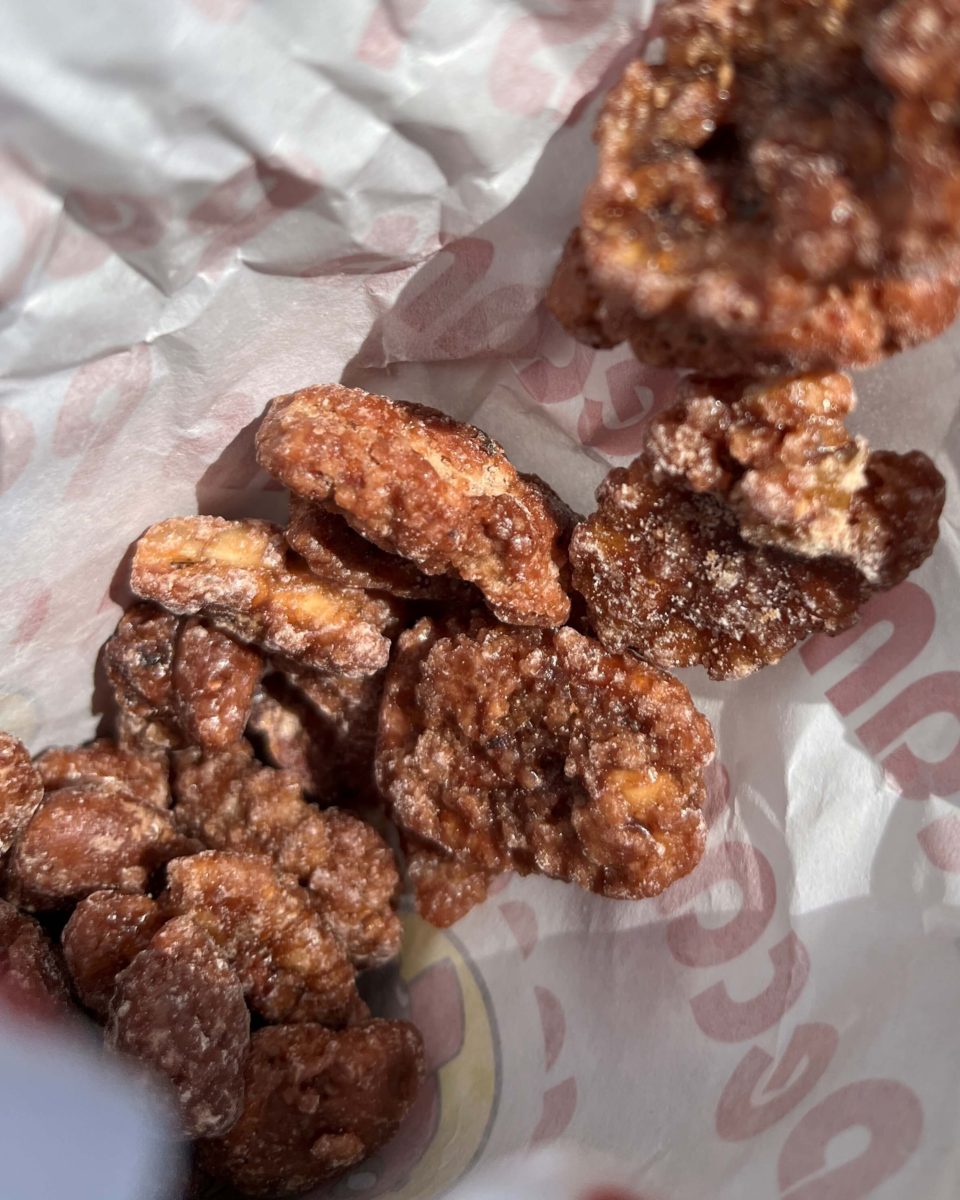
xmin=103 ymin=604 xmax=182 ymax=752
xmin=172 ymin=618 xmax=262 ymax=752
xmin=295 ymin=806 xmax=400 ymax=965
xmin=62 ymin=890 xmax=165 ymax=1018
xmin=549 ymin=0 xmax=960 ymax=374
xmin=131 ymin=517 xmax=398 ymax=676
xmin=377 ymin=619 xmax=713 ymax=899
xmin=0 ymin=899 xmax=71 ymax=1015
xmin=107 ymin=916 xmax=249 ymax=1138
xmin=8 ymin=785 xmax=197 ymax=910
xmin=647 ymin=373 xmax=945 ymax=586
xmin=0 ymin=732 xmax=43 ymax=857
xmin=402 ymin=836 xmax=493 ymax=928
xmin=173 ymin=744 xmax=401 ymax=968
xmin=35 ymin=739 xmax=171 ymax=811
xmin=256 ymin=384 xmax=571 ymax=626
xmin=163 ymin=852 xmax=359 ymax=1025
xmin=846 ymin=451 xmax=947 ymax=586
xmin=198 ymin=1020 xmax=425 ymax=1197
xmin=286 ymin=496 xmax=467 ymax=602
xmin=569 ymin=459 xmax=871 ymax=679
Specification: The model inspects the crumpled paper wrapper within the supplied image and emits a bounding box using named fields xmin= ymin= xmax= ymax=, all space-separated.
xmin=1 ymin=1 xmax=959 ymax=1197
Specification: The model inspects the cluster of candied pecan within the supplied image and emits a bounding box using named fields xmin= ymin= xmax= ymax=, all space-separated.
xmin=0 ymin=379 xmax=942 ymax=1196
xmin=1 ymin=381 xmax=719 ymax=1197
xmin=549 ymin=0 xmax=948 ymax=679
xmin=569 ymin=371 xmax=944 ymax=679
xmin=1 ymin=5 xmax=953 ymax=1192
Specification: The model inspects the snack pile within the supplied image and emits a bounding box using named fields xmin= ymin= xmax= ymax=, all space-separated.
xmin=0 ymin=381 xmax=718 ymax=1197
xmin=0 ymin=1 xmax=953 ymax=1195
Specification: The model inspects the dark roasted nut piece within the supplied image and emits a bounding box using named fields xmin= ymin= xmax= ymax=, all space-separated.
xmin=107 ymin=916 xmax=250 ymax=1138
xmin=62 ymin=890 xmax=165 ymax=1018
xmin=103 ymin=604 xmax=182 ymax=752
xmin=246 ymin=679 xmax=336 ymax=801
xmin=36 ymin=739 xmax=171 ymax=811
xmin=247 ymin=664 xmax=385 ymax=805
xmin=173 ymin=744 xmax=401 ymax=968
xmin=569 ymin=460 xmax=870 ymax=679
xmin=402 ymin=836 xmax=493 ymax=928
xmin=549 ymin=0 xmax=960 ymax=374
xmin=0 ymin=899 xmax=71 ymax=1014
xmin=0 ymin=732 xmax=43 ymax=856
xmin=9 ymin=785 xmax=196 ymax=909
xmin=256 ymin=384 xmax=571 ymax=626
xmin=647 ymin=372 xmax=945 ymax=585
xmin=197 ymin=1020 xmax=425 ymax=1197
xmin=173 ymin=618 xmax=262 ymax=752
xmin=378 ymin=619 xmax=714 ymax=898
xmin=286 ymin=497 xmax=465 ymax=601
xmin=282 ymin=662 xmax=386 ymax=803
xmin=131 ymin=517 xmax=398 ymax=676
xmin=106 ymin=604 xmax=264 ymax=754
xmin=848 ymin=449 xmax=946 ymax=586
xmin=164 ymin=851 xmax=359 ymax=1025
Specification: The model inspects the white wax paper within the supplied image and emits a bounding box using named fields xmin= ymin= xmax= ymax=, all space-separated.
xmin=1 ymin=2 xmax=959 ymax=1198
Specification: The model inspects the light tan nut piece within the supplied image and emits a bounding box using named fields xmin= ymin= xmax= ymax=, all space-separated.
xmin=378 ymin=619 xmax=714 ymax=899
xmin=173 ymin=743 xmax=401 ymax=968
xmin=36 ymin=739 xmax=171 ymax=811
xmin=256 ymin=384 xmax=571 ymax=626
xmin=0 ymin=899 xmax=71 ymax=1016
xmin=173 ymin=618 xmax=263 ymax=752
xmin=62 ymin=890 xmax=165 ymax=1018
xmin=130 ymin=516 xmax=398 ymax=676
xmin=9 ymin=784 xmax=197 ymax=910
xmin=163 ymin=851 xmax=359 ymax=1025
xmin=0 ymin=732 xmax=43 ymax=856
xmin=107 ymin=915 xmax=250 ymax=1138
xmin=647 ymin=372 xmax=945 ymax=585
xmin=197 ymin=1020 xmax=425 ymax=1198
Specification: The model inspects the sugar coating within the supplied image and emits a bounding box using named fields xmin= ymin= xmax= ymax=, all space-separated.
xmin=9 ymin=784 xmax=196 ymax=910
xmin=197 ymin=1020 xmax=425 ymax=1197
xmin=163 ymin=851 xmax=360 ymax=1026
xmin=131 ymin=516 xmax=398 ymax=676
xmin=107 ymin=915 xmax=250 ymax=1138
xmin=549 ymin=0 xmax=960 ymax=374
xmin=172 ymin=744 xmax=401 ymax=968
xmin=0 ymin=732 xmax=43 ymax=856
xmin=62 ymin=890 xmax=165 ymax=1018
xmin=257 ymin=384 xmax=571 ymax=626
xmin=378 ymin=619 xmax=714 ymax=899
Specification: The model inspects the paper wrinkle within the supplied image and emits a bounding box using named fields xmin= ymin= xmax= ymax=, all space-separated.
xmin=2 ymin=1 xmax=960 ymax=1197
